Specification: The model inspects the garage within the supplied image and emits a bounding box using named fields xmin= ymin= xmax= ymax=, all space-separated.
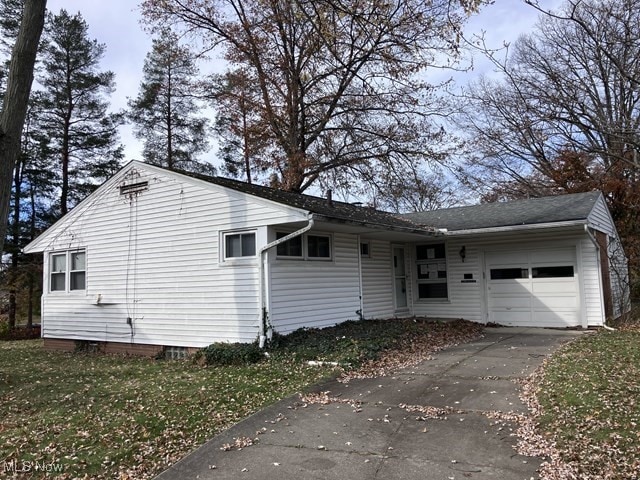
xmin=485 ymin=247 xmax=580 ymax=327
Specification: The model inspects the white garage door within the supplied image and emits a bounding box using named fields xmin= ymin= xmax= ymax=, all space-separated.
xmin=485 ymin=247 xmax=580 ymax=327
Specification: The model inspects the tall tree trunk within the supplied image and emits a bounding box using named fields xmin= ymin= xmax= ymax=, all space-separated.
xmin=61 ymin=131 xmax=69 ymax=215
xmin=166 ymin=65 xmax=173 ymax=170
xmin=0 ymin=0 xmax=47 ymax=254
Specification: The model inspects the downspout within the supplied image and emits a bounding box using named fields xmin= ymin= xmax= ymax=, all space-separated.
xmin=585 ymin=225 xmax=616 ymax=331
xmin=356 ymin=235 xmax=364 ymax=321
xmin=258 ymin=216 xmax=315 ymax=347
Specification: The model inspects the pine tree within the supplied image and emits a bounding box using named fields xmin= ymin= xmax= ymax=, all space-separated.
xmin=212 ymin=68 xmax=272 ymax=184
xmin=128 ymin=30 xmax=213 ymax=174
xmin=38 ymin=9 xmax=123 ymax=216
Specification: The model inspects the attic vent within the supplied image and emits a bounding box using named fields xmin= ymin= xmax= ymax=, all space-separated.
xmin=120 ymin=181 xmax=148 ymax=196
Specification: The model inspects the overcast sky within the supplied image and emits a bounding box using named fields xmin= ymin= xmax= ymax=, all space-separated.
xmin=45 ymin=0 xmax=564 ymax=164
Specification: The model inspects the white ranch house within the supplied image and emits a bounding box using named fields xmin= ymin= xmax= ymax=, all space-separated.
xmin=24 ymin=161 xmax=630 ymax=355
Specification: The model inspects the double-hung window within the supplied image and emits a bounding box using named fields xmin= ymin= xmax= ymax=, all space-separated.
xmin=50 ymin=250 xmax=86 ymax=292
xmin=224 ymin=231 xmax=256 ymax=259
xmin=276 ymin=232 xmax=332 ymax=260
xmin=416 ymin=243 xmax=448 ymax=299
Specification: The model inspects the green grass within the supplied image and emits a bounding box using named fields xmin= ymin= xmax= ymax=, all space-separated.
xmin=0 ymin=318 xmax=482 ymax=479
xmin=0 ymin=340 xmax=329 ymax=479
xmin=536 ymin=327 xmax=640 ymax=479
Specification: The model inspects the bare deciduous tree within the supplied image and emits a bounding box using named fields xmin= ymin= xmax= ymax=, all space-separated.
xmin=455 ymin=0 xmax=639 ymax=295
xmin=141 ymin=0 xmax=486 ymax=193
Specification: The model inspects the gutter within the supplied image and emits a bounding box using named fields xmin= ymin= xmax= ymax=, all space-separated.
xmin=257 ymin=216 xmax=315 ymax=347
xmin=310 ymin=214 xmax=440 ymax=237
xmin=443 ymin=219 xmax=586 ymax=236
xmin=584 ymin=224 xmax=616 ymax=331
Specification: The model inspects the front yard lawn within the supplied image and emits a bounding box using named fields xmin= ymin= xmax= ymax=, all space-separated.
xmin=535 ymin=326 xmax=640 ymax=479
xmin=0 ymin=318 xmax=481 ymax=479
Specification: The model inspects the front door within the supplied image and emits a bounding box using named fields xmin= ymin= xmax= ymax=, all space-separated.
xmin=393 ymin=246 xmax=408 ymax=310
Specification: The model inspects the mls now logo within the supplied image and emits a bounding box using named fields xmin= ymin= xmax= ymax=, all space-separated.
xmin=3 ymin=459 xmax=64 ymax=473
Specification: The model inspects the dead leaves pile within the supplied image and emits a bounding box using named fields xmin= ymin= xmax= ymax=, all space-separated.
xmin=340 ymin=319 xmax=484 ymax=382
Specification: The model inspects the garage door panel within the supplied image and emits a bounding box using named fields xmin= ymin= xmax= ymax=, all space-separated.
xmin=531 ymin=296 xmax=578 ymax=309
xmin=486 ymin=246 xmax=580 ymax=328
xmin=530 ymin=249 xmax=574 ymax=263
xmin=490 ymin=295 xmax=532 ymax=309
xmin=532 ymin=281 xmax=577 ymax=294
xmin=489 ymin=282 xmax=532 ymax=294
xmin=491 ymin=311 xmax=532 ymax=325
xmin=532 ymin=310 xmax=580 ymax=326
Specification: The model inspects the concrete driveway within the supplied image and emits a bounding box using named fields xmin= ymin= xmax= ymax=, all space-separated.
xmin=155 ymin=327 xmax=585 ymax=480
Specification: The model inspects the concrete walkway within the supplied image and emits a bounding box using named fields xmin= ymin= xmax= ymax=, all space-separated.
xmin=155 ymin=327 xmax=585 ymax=480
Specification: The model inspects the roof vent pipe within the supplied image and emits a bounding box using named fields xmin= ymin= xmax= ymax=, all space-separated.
xmin=327 ymin=189 xmax=333 ymax=207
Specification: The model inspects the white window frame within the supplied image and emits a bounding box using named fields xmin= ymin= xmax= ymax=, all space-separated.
xmin=415 ymin=242 xmax=448 ymax=301
xmin=222 ymin=230 xmax=257 ymax=261
xmin=49 ymin=249 xmax=86 ymax=293
xmin=274 ymin=231 xmax=333 ymax=261
xmin=306 ymin=234 xmax=332 ymax=260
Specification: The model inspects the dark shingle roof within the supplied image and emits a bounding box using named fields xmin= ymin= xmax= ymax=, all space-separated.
xmin=179 ymin=170 xmax=429 ymax=232
xmin=401 ymin=191 xmax=601 ymax=231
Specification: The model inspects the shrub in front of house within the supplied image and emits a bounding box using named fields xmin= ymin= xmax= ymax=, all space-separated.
xmin=200 ymin=341 xmax=264 ymax=366
xmin=267 ymin=320 xmax=404 ymax=366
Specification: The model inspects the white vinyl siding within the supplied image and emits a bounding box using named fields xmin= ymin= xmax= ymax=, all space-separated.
xmin=580 ymin=238 xmax=605 ymax=326
xmin=587 ymin=196 xmax=615 ymax=235
xmin=268 ymin=232 xmax=360 ymax=333
xmin=31 ymin=164 xmax=308 ymax=347
xmin=361 ymin=240 xmax=395 ymax=319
